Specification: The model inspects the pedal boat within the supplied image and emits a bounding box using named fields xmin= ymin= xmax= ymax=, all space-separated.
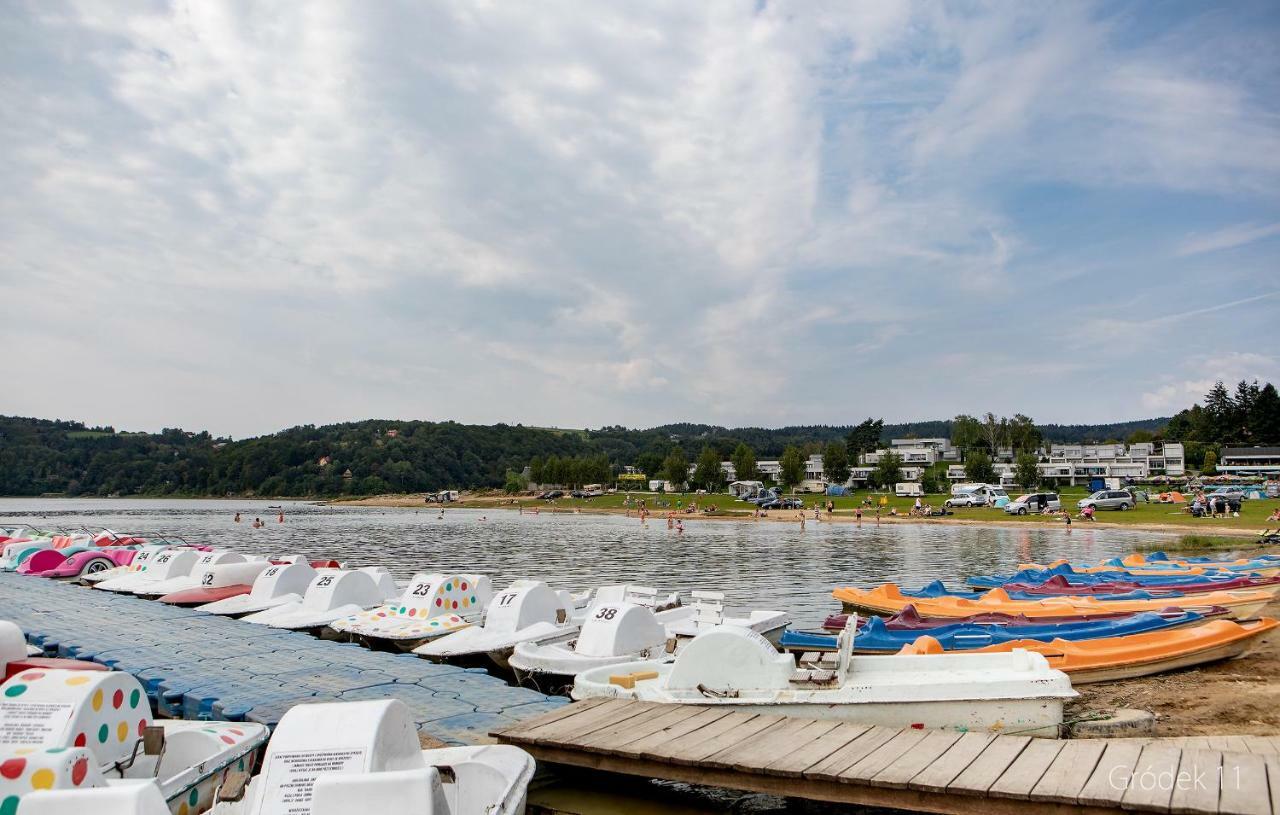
xmin=413 ymin=580 xmax=590 ymax=668
xmin=2 ymin=620 xmax=106 ymax=681
xmin=783 ymin=607 xmax=1209 ymax=654
xmin=195 ymin=561 xmax=321 ymax=616
xmin=240 ymin=568 xmax=399 ymax=631
xmin=208 ymin=699 xmax=534 ymax=815
xmin=508 ymin=587 xmax=693 ymax=692
xmin=157 ymin=561 xmax=273 ymax=606
xmin=130 ymin=552 xmax=256 ymax=598
xmin=833 ymin=583 xmax=1272 ymax=620
xmin=0 ymin=667 xmax=266 ymax=813
xmin=571 ymin=620 xmax=1075 ymax=737
xmin=94 ymin=549 xmax=204 ymax=594
xmin=33 ymin=548 xmax=143 ymax=581
xmin=898 ymin=617 xmax=1279 ymax=683
xmin=329 ymin=573 xmax=494 ymax=650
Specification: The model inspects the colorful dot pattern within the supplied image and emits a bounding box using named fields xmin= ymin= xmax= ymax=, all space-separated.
xmin=0 ymin=747 xmax=103 ymax=803
xmin=0 ymin=668 xmax=149 ymax=768
xmin=333 ymin=574 xmax=492 ymax=640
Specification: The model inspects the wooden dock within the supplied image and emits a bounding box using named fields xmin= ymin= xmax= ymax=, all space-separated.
xmin=493 ymin=699 xmax=1279 ymax=815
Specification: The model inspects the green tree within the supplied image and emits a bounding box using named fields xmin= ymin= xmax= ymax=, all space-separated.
xmin=950 ymin=415 xmax=982 ymax=451
xmin=822 ymin=441 xmax=850 ymax=486
xmin=921 ymin=463 xmax=949 ymax=495
xmin=1126 ymin=429 xmax=1154 ymax=444
xmin=964 ymin=451 xmax=997 ymax=484
xmin=844 ymin=418 xmax=884 ymax=463
xmin=529 ymin=456 xmax=545 ymax=485
xmin=872 ymin=451 xmax=902 ymax=489
xmin=1201 ymin=449 xmax=1218 ymax=475
xmin=1007 ymin=414 xmax=1041 ymax=453
xmin=1251 ymin=383 xmax=1280 ymax=442
xmin=503 ymin=470 xmax=526 ymax=494
xmin=662 ymin=446 xmax=689 ymax=488
xmin=730 ymin=442 xmax=757 ymax=482
xmin=692 ymin=446 xmax=725 ymax=492
xmin=1014 ymin=452 xmax=1040 ymax=490
xmin=779 ymin=446 xmax=806 ymax=491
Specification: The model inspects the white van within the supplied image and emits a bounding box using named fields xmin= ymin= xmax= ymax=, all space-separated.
xmin=895 ymin=482 xmax=924 ymax=497
xmin=945 ymin=484 xmax=1007 ymax=508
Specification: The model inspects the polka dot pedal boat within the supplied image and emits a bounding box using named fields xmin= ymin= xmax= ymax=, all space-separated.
xmin=329 ymin=573 xmax=494 ymax=650
xmin=0 ymin=668 xmax=266 ymax=815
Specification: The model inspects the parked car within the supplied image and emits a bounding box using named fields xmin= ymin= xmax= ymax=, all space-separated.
xmin=537 ymin=490 xmax=564 ymax=500
xmin=944 ymin=485 xmax=1007 ymax=508
xmin=760 ymin=497 xmax=804 ymax=510
xmin=1004 ymin=493 xmax=1061 ymax=515
xmin=1077 ymin=490 xmax=1135 ymax=511
xmin=1208 ymin=486 xmax=1247 ymax=502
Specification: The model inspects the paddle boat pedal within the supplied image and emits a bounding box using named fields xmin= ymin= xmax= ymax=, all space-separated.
xmin=208 ymin=699 xmax=534 ymax=815
xmin=0 ymin=668 xmax=266 ymax=813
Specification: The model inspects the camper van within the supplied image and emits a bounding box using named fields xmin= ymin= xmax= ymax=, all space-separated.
xmin=945 ymin=483 xmax=1007 ymax=508
xmin=895 ymin=482 xmax=924 ymax=497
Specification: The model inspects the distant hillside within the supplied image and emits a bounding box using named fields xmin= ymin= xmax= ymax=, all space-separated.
xmin=0 ymin=412 xmax=1172 ymax=497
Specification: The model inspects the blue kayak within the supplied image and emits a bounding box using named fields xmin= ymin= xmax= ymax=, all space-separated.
xmin=966 ymin=564 xmax=1259 ymax=589
xmin=1096 ymin=556 xmax=1274 ymax=573
xmin=1143 ymin=550 xmax=1280 ymax=564
xmin=902 ymin=579 xmax=1188 ymax=602
xmin=780 ymin=608 xmax=1207 ymax=654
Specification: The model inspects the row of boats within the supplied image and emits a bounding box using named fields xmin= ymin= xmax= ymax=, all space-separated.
xmin=1 ymin=525 xmax=1277 ymax=814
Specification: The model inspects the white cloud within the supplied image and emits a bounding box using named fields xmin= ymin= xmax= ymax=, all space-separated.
xmin=1176 ymin=222 xmax=1280 ymax=257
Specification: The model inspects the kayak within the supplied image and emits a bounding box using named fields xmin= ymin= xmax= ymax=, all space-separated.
xmin=1021 ymin=559 xmax=1280 ymax=577
xmin=1142 ymin=550 xmax=1280 ymax=565
xmin=819 ymin=604 xmax=1193 ymax=632
xmin=966 ymin=564 xmax=1273 ymax=590
xmin=891 ymin=579 xmax=1261 ymax=603
xmin=832 ymin=584 xmax=1273 ymax=620
xmin=782 ymin=608 xmax=1211 ymax=654
xmin=897 ymin=618 xmax=1279 ymax=683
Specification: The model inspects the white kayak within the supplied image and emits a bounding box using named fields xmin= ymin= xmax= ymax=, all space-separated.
xmin=0 ymin=668 xmax=267 ymax=812
xmin=413 ymin=580 xmax=592 ymax=667
xmin=329 ymin=573 xmax=494 ymax=648
xmin=241 ymin=568 xmax=398 ymax=630
xmin=210 ymin=699 xmax=534 ymax=815
xmin=571 ymin=617 xmax=1076 ymax=737
xmin=508 ymin=586 xmax=693 ymax=690
xmin=197 ymin=561 xmax=321 ymax=616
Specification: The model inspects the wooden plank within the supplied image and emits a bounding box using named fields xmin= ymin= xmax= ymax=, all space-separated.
xmin=948 ymin=736 xmax=1031 ymax=796
xmin=1263 ymin=752 xmax=1280 ymax=815
xmin=1030 ymin=739 xmax=1108 ymax=805
xmin=489 ymin=697 xmax=605 ymax=738
xmin=520 ymin=699 xmax=649 ymax=745
xmin=1218 ymin=751 xmax=1269 ymax=815
xmin=840 ymin=727 xmax=932 ymax=783
xmin=1244 ymin=735 xmax=1279 ymax=755
xmin=1119 ymin=744 xmax=1180 ymax=812
xmin=869 ymin=729 xmax=963 ymax=789
xmin=989 ymin=738 xmax=1066 ymax=800
xmin=909 ymin=732 xmax=997 ymax=794
xmin=572 ymin=703 xmax=697 ymax=751
xmin=1169 ymin=749 xmax=1221 ymax=815
xmin=804 ymin=726 xmax=902 ymax=782
xmin=583 ymin=703 xmax=707 ymax=754
xmin=727 ymin=718 xmax=840 ymax=775
xmin=701 ymin=716 xmax=820 ymax=772
xmin=610 ymin=706 xmax=733 ymax=756
xmin=1079 ymin=741 xmax=1146 ymax=808
xmin=761 ymin=722 xmax=870 ymax=778
xmin=664 ymin=711 xmax=783 ymax=766
xmin=1216 ymin=736 xmax=1252 ymax=755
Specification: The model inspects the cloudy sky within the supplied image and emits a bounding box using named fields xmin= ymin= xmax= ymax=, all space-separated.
xmin=2 ymin=1 xmax=1278 ymax=439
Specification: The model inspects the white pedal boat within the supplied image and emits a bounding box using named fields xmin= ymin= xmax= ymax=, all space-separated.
xmin=665 ymin=590 xmax=789 ymax=644
xmin=413 ymin=580 xmax=590 ymax=668
xmin=0 ymin=668 xmax=267 ymax=812
xmin=94 ymin=549 xmax=202 ymax=594
xmin=131 ymin=552 xmax=255 ymax=598
xmin=508 ymin=586 xmax=693 ymax=690
xmin=80 ymin=546 xmax=169 ymax=585
xmin=210 ymin=699 xmax=534 ymax=815
xmin=571 ymin=617 xmax=1076 ymax=737
xmin=0 ymin=531 xmax=102 ymax=571
xmin=196 ymin=561 xmax=321 ymax=616
xmin=240 ymin=568 xmax=398 ymax=631
xmin=329 ymin=573 xmax=494 ymax=649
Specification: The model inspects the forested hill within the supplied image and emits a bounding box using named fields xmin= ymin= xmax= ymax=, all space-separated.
xmin=1 ymin=413 xmax=1171 ymax=498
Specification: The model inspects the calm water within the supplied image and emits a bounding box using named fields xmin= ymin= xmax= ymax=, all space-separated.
xmin=0 ymin=498 xmax=1171 ymax=628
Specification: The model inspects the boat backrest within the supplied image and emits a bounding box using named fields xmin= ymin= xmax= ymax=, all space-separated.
xmin=311 ymin=767 xmax=447 ymax=815
xmin=358 ymin=567 xmax=400 ymax=600
xmin=665 ymin=626 xmax=794 ymax=691
xmin=249 ymin=562 xmax=318 ymax=602
xmin=484 ymin=581 xmax=565 ymax=632
xmin=122 ymin=547 xmax=166 ymax=573
xmin=302 ymin=570 xmax=383 ymax=612
xmin=135 ymin=549 xmax=198 ymax=581
xmin=396 ymin=573 xmax=492 ymax=617
xmin=195 ymin=561 xmax=270 ymax=589
xmin=185 ymin=550 xmax=246 ymax=577
xmin=837 ymin=613 xmax=857 ymax=678
xmin=691 ymin=591 xmax=725 ymax=629
xmin=0 ymin=668 xmax=150 ymax=767
xmin=0 ymin=620 xmax=27 ymax=668
xmin=623 ymin=585 xmax=658 ymax=606
xmin=0 ymin=746 xmax=109 ymax=801
xmin=574 ymin=602 xmax=664 ymax=657
xmin=18 ymin=779 xmax=169 ymax=815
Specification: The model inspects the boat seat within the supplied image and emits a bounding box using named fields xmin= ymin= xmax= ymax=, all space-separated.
xmin=789 ymin=669 xmax=838 ymax=686
xmin=691 ymin=591 xmax=725 ymax=630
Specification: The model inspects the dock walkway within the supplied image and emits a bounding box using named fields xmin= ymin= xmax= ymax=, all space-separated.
xmin=0 ymin=572 xmax=566 ymax=744
xmin=493 ymin=698 xmax=1279 ymax=815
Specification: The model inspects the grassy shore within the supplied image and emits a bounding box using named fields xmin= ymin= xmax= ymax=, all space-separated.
xmin=338 ymin=485 xmax=1279 ymax=536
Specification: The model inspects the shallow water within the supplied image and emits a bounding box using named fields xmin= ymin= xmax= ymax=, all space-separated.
xmin=0 ymin=498 xmax=1169 ymax=627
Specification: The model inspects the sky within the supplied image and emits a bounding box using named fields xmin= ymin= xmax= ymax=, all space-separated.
xmin=2 ymin=1 xmax=1278 ymax=439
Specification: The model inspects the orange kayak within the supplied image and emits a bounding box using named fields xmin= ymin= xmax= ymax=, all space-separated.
xmin=898 ymin=618 xmax=1278 ymax=683
xmin=832 ymin=584 xmax=1273 ymax=620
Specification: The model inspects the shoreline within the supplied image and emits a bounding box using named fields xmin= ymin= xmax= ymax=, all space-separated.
xmin=330 ymin=494 xmax=1268 ymax=539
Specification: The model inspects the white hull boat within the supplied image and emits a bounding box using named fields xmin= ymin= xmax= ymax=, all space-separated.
xmin=79 ymin=545 xmax=169 ymax=585
xmin=571 ymin=619 xmax=1075 ymax=737
xmin=665 ymin=590 xmax=789 ymax=644
xmin=508 ymin=587 xmax=693 ymax=691
xmin=413 ymin=580 xmax=591 ymax=668
xmin=94 ymin=549 xmax=202 ymax=594
xmin=196 ymin=561 xmax=321 ymax=616
xmin=0 ymin=668 xmax=267 ymax=813
xmin=131 ymin=551 xmax=254 ymax=597
xmin=329 ymin=573 xmax=494 ymax=649
xmin=241 ymin=568 xmax=398 ymax=631
xmin=209 ymin=700 xmax=534 ymax=815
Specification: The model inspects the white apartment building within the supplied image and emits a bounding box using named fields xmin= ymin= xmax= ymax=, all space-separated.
xmin=1219 ymin=447 xmax=1280 ymax=476
xmin=946 ymin=442 xmax=1186 ymax=486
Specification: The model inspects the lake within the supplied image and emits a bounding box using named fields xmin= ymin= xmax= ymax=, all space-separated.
xmin=0 ymin=498 xmax=1168 ymax=627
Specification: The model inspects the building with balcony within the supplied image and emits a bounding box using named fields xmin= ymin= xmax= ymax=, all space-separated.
xmin=1219 ymin=447 xmax=1280 ymax=476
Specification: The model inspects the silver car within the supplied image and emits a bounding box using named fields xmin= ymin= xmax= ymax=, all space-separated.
xmin=1077 ymin=490 xmax=1135 ymax=511
xmin=1005 ymin=493 xmax=1061 ymax=515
